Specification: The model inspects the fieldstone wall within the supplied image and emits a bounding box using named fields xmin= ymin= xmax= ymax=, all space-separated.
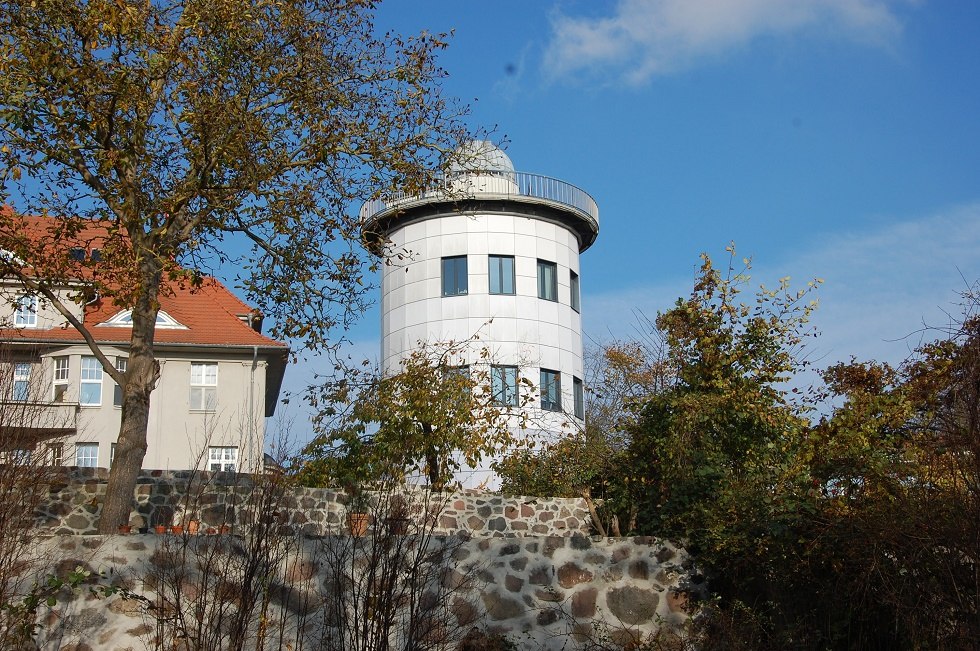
xmin=28 ymin=533 xmax=700 ymax=650
xmin=35 ymin=468 xmax=592 ymax=537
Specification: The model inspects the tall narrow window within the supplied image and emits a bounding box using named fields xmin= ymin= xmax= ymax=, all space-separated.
xmin=48 ymin=443 xmax=63 ymax=466
xmin=570 ymin=270 xmax=581 ymax=312
xmin=489 ymin=255 xmax=515 ymax=295
xmin=80 ymin=356 xmax=102 ymax=406
xmin=53 ymin=356 xmax=69 ymax=402
xmin=540 ymin=369 xmax=561 ymax=412
xmin=573 ymin=376 xmax=585 ymax=420
xmin=491 ymin=365 xmax=519 ymax=407
xmin=14 ymin=294 xmax=37 ymax=327
xmin=113 ymin=357 xmax=127 ymax=407
xmin=441 ymin=256 xmax=468 ymax=296
xmin=190 ymin=362 xmax=218 ymax=411
xmin=537 ymin=260 xmax=557 ymax=302
xmin=209 ymin=446 xmax=238 ymax=472
xmin=12 ymin=362 xmax=31 ymax=401
xmin=110 ymin=443 xmax=116 ymax=466
xmin=75 ymin=443 xmax=98 ymax=467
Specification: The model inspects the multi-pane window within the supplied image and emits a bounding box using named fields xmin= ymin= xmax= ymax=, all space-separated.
xmin=190 ymin=362 xmax=218 ymax=411
xmin=573 ymin=376 xmax=585 ymax=420
xmin=75 ymin=443 xmax=98 ymax=467
xmin=53 ymin=357 xmax=69 ymax=402
xmin=570 ymin=271 xmax=581 ymax=312
xmin=80 ymin=356 xmax=102 ymax=405
xmin=12 ymin=362 xmax=31 ymax=401
xmin=537 ymin=260 xmax=557 ymax=302
xmin=113 ymin=357 xmax=127 ymax=407
xmin=14 ymin=294 xmax=37 ymax=327
xmin=209 ymin=446 xmax=238 ymax=472
xmin=491 ymin=365 xmax=519 ymax=407
xmin=540 ymin=369 xmax=561 ymax=412
xmin=48 ymin=443 xmax=63 ymax=466
xmin=441 ymin=256 xmax=468 ymax=296
xmin=489 ymin=255 xmax=515 ymax=295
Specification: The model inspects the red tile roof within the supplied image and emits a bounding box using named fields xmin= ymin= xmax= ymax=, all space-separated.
xmin=1 ymin=212 xmax=286 ymax=350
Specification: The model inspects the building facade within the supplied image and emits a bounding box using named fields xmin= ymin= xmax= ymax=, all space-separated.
xmin=0 ymin=216 xmax=288 ymax=472
xmin=361 ymin=141 xmax=599 ymax=484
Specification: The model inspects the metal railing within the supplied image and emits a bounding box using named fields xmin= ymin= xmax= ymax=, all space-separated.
xmin=360 ymin=171 xmax=599 ymax=228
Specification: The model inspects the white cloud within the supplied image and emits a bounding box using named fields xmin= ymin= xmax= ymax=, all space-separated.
xmin=584 ymin=202 xmax=980 ymax=374
xmin=544 ymin=0 xmax=904 ymax=85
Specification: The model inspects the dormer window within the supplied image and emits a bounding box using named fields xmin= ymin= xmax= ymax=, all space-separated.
xmin=90 ymin=249 xmax=102 ymax=262
xmin=99 ymin=309 xmax=187 ymax=329
xmin=69 ymin=248 xmax=86 ymax=261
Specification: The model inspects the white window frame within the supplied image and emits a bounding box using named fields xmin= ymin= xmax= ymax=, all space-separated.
xmin=14 ymin=294 xmax=37 ymax=327
xmin=540 ymin=369 xmax=562 ymax=412
xmin=79 ymin=356 xmax=102 ymax=406
xmin=75 ymin=442 xmax=98 ymax=468
xmin=12 ymin=362 xmax=31 ymax=401
xmin=48 ymin=443 xmax=63 ymax=466
xmin=489 ymin=255 xmax=516 ymax=295
xmin=52 ymin=356 xmax=69 ymax=402
xmin=537 ymin=260 xmax=558 ymax=302
xmin=190 ymin=362 xmax=218 ymax=412
xmin=208 ymin=446 xmax=238 ymax=472
xmin=491 ymin=365 xmax=519 ymax=407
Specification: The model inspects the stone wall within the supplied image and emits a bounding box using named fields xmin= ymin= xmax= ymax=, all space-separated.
xmin=30 ymin=533 xmax=700 ymax=650
xmin=36 ymin=468 xmax=593 ymax=537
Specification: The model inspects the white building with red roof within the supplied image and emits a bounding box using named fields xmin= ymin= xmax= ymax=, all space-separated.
xmin=0 ymin=214 xmax=288 ymax=472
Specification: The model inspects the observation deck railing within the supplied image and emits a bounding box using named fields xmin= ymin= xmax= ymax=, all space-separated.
xmin=359 ymin=170 xmax=599 ymax=230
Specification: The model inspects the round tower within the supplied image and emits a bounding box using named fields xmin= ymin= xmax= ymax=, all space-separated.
xmin=360 ymin=141 xmax=599 ymax=485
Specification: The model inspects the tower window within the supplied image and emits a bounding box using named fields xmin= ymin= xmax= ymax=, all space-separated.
xmin=540 ymin=369 xmax=561 ymax=412
xmin=489 ymin=255 xmax=515 ymax=295
xmin=537 ymin=260 xmax=557 ymax=302
xmin=491 ymin=365 xmax=519 ymax=407
xmin=570 ymin=270 xmax=581 ymax=312
xmin=441 ymin=256 xmax=468 ymax=297
xmin=573 ymin=376 xmax=585 ymax=420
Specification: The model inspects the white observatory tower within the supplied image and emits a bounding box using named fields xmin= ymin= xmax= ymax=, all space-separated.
xmin=360 ymin=141 xmax=599 ymax=486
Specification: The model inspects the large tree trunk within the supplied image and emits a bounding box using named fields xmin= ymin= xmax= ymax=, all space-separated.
xmin=98 ymin=262 xmax=162 ymax=532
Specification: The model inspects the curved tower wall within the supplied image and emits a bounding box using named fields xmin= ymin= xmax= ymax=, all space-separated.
xmin=364 ymin=145 xmax=599 ymax=485
xmin=381 ymin=209 xmax=584 ymax=431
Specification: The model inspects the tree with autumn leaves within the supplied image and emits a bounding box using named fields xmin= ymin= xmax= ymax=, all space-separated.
xmin=0 ymin=0 xmax=469 ymax=532
xmin=500 ymin=249 xmax=978 ymax=649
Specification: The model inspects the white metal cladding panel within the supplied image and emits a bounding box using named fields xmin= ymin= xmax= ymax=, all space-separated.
xmin=378 ymin=208 xmax=587 ymax=436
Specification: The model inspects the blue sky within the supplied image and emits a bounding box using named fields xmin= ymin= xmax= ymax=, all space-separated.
xmin=360 ymin=0 xmax=980 ymax=355
xmin=289 ymin=1 xmax=980 ymax=430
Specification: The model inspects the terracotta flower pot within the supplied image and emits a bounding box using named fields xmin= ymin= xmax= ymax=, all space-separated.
xmin=171 ymin=525 xmax=184 ymax=535
xmin=187 ymin=520 xmax=199 ymax=534
xmin=117 ymin=524 xmax=132 ymax=535
xmin=347 ymin=513 xmax=370 ymax=537
xmin=154 ymin=525 xmax=167 ymax=534
xmin=218 ymin=525 xmax=231 ymax=535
